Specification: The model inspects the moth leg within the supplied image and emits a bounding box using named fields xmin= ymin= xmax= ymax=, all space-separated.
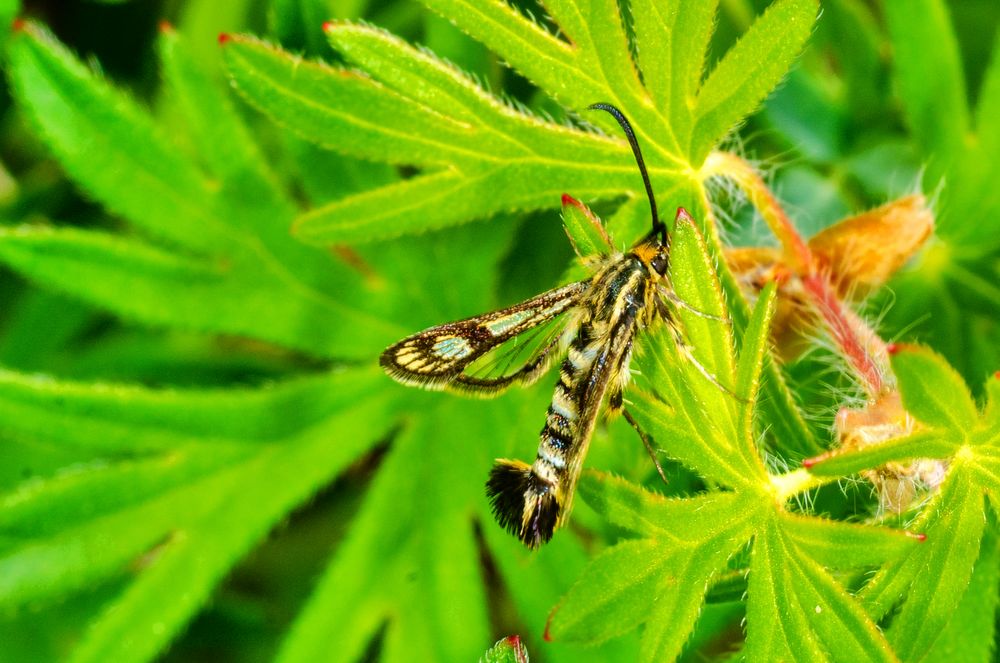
xmin=676 ymin=341 xmax=750 ymax=404
xmin=657 ymin=296 xmax=748 ymax=404
xmin=623 ymin=409 xmax=669 ymax=485
xmin=660 ymin=286 xmax=729 ymax=323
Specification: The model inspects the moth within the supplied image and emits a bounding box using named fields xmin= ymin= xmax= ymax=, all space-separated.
xmin=381 ymin=104 xmax=695 ymax=548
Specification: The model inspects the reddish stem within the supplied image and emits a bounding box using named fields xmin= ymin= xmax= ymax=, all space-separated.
xmin=702 ymin=151 xmax=889 ymax=398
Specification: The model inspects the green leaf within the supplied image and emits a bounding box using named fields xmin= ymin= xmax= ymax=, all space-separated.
xmin=733 ymin=282 xmax=777 ymax=467
xmin=891 ymin=345 xmax=978 ymax=432
xmin=884 ymin=0 xmax=970 ymax=165
xmin=4 ymin=22 xmax=408 ymax=359
xmin=556 ymin=475 xmax=755 ymax=662
xmin=547 ymin=538 xmax=671 ymax=645
xmin=577 ymin=472 xmax=748 ymax=540
xmin=560 ymin=194 xmax=611 ymax=259
xmin=745 ymin=521 xmax=897 ymax=662
xmin=691 ymin=0 xmax=819 ymax=162
xmin=924 ymin=520 xmax=1000 ymax=663
xmin=275 ymin=396 xmax=517 ymax=663
xmin=157 ymin=23 xmax=293 ymax=218
xmin=780 ymin=512 xmax=919 ymax=569
xmin=66 ymin=392 xmax=395 ymax=663
xmin=0 ymin=367 xmax=395 ymax=663
xmin=224 ymin=1 xmax=819 ymax=243
xmin=862 ymin=471 xmax=985 ymax=659
xmin=630 ymin=0 xmax=718 ymax=142
xmin=805 ymin=431 xmax=958 ymax=479
xmin=629 ymin=211 xmax=768 ymax=488
xmin=480 ymin=636 xmax=530 ymax=663
xmin=7 ymin=23 xmax=231 ymax=252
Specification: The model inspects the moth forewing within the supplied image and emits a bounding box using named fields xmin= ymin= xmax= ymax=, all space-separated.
xmin=379 ymin=281 xmax=587 ymax=396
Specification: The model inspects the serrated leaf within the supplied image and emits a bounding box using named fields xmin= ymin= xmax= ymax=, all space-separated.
xmin=7 ymin=23 xmax=231 ymax=252
xmin=805 ymin=430 xmax=958 ymax=478
xmin=557 ymin=475 xmax=755 ymax=662
xmin=746 ymin=521 xmax=897 ymax=662
xmin=862 ymin=471 xmax=985 ymax=659
xmin=924 ymin=520 xmax=1000 ymax=663
xmin=560 ymin=195 xmax=611 ymax=259
xmin=224 ymin=1 xmax=818 ymax=243
xmin=691 ymin=0 xmax=819 ymax=162
xmin=781 ymin=512 xmax=919 ymax=569
xmin=480 ymin=636 xmax=530 ymax=663
xmin=0 ymin=366 xmax=394 ymax=663
xmin=891 ymin=345 xmax=978 ymax=432
xmin=4 ymin=22 xmax=408 ymax=359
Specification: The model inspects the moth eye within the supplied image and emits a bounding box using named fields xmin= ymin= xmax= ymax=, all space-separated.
xmin=650 ymin=252 xmax=668 ymax=276
xmin=431 ymin=335 xmax=473 ymax=359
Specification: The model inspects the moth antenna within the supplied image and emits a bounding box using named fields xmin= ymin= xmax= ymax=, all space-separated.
xmin=588 ymin=103 xmax=666 ymax=246
xmin=486 ymin=460 xmax=560 ymax=549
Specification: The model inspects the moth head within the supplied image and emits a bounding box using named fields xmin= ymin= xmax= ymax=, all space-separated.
xmin=649 ymin=246 xmax=669 ymax=276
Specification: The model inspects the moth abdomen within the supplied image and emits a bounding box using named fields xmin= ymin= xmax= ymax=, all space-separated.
xmin=485 ymin=460 xmax=561 ymax=549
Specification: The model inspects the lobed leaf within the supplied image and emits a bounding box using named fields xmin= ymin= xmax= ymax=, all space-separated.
xmin=560 ymin=475 xmax=755 ymax=662
xmin=630 ymin=0 xmax=718 ymax=144
xmin=923 ymin=521 xmax=1000 ymax=663
xmin=691 ymin=0 xmax=819 ymax=162
xmin=746 ymin=522 xmax=897 ymax=662
xmin=863 ymin=471 xmax=986 ymax=658
xmin=805 ymin=430 xmax=958 ymax=479
xmin=7 ymin=22 xmax=231 ymax=253
xmin=65 ymin=393 xmax=395 ymax=663
xmin=781 ymin=512 xmax=921 ymax=569
xmin=4 ymin=22 xmax=409 ymax=359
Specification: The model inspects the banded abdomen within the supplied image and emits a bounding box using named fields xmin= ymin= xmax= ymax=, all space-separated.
xmin=487 ymin=255 xmax=654 ymax=547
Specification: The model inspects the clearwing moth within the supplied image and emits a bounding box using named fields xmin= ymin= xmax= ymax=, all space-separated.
xmin=381 ymin=104 xmax=702 ymax=548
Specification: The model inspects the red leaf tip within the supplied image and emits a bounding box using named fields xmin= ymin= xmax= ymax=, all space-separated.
xmin=11 ymin=17 xmax=25 ymax=31
xmin=886 ymin=343 xmax=900 ymax=355
xmin=561 ymin=193 xmax=581 ymax=207
xmin=802 ymin=457 xmax=818 ymax=469
xmin=322 ymin=20 xmax=334 ymax=32
xmin=675 ymin=206 xmax=693 ymax=222
xmin=158 ymin=19 xmax=174 ymax=33
xmin=217 ymin=32 xmax=231 ymax=45
xmin=994 ymin=370 xmax=1000 ymax=380
xmin=543 ymin=612 xmax=556 ymax=642
xmin=906 ymin=531 xmax=927 ymax=542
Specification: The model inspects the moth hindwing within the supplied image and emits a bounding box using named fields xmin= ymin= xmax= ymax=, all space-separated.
xmin=379 ymin=103 xmax=681 ymax=548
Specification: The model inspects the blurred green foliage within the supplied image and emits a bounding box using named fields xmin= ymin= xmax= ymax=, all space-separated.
xmin=1 ymin=0 xmax=999 ymax=662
